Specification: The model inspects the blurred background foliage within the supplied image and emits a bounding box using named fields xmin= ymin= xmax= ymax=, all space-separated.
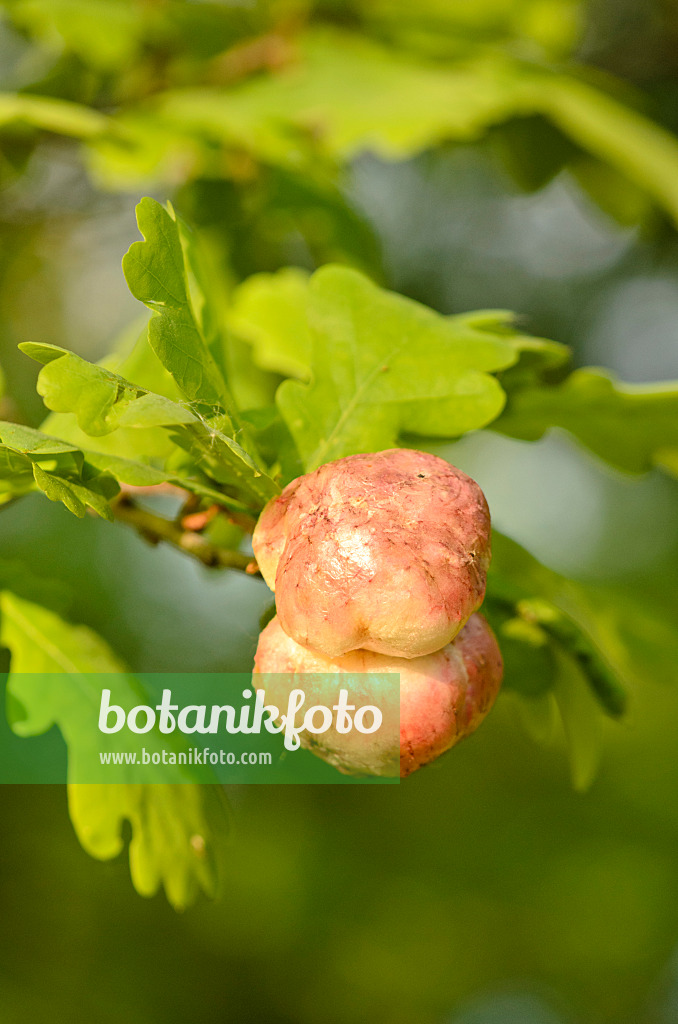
xmin=1 ymin=0 xmax=678 ymax=1022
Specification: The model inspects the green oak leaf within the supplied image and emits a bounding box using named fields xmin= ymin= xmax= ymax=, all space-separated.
xmin=0 ymin=416 xmax=239 ymax=508
xmin=0 ymin=420 xmax=118 ymax=520
xmin=35 ymin=324 xmax=243 ymax=502
xmin=20 ymin=343 xmax=278 ymax=511
xmin=494 ymin=368 xmax=678 ymax=476
xmin=122 ymin=197 xmax=228 ymax=406
xmin=153 ymin=33 xmax=524 ymax=163
xmin=121 ymin=198 xmax=275 ymax=490
xmin=229 ymin=274 xmax=568 ymax=391
xmin=97 ymin=316 xmax=183 ymax=401
xmin=83 ymin=451 xmax=234 ymax=504
xmin=0 ymin=592 xmax=230 ymax=910
xmin=276 ymin=265 xmax=521 ymax=470
xmin=165 ymin=408 xmax=279 ymax=507
xmin=228 ymin=267 xmax=568 ymax=473
xmin=31 ymin=461 xmax=116 ymax=521
xmin=20 ymin=342 xmax=195 ymax=436
xmin=0 ymin=419 xmax=87 ymax=459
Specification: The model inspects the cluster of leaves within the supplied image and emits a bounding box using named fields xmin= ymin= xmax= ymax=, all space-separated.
xmin=1 ymin=195 xmax=678 ymax=907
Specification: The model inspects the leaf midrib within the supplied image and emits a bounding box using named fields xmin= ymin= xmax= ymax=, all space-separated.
xmin=309 ymin=309 xmax=445 ymax=468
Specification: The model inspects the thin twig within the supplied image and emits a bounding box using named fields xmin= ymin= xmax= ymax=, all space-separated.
xmin=117 ymin=482 xmax=257 ymax=534
xmin=112 ymin=496 xmax=259 ymax=575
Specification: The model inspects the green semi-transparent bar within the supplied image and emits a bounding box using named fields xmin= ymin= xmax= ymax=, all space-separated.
xmin=0 ymin=673 xmax=401 ymax=784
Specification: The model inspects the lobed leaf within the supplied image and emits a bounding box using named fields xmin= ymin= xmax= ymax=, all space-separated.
xmin=20 ymin=342 xmax=196 ymax=436
xmin=122 ymin=198 xmax=230 ymax=406
xmin=31 ymin=461 xmax=116 ymax=521
xmin=20 ymin=342 xmax=278 ymax=511
xmin=0 ymin=592 xmax=230 ymax=910
xmin=227 ymin=267 xmax=569 ymax=476
xmin=120 ymin=199 xmax=279 ymax=504
xmin=0 ymin=419 xmax=118 ymax=520
xmin=276 ymin=265 xmax=524 ymax=470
